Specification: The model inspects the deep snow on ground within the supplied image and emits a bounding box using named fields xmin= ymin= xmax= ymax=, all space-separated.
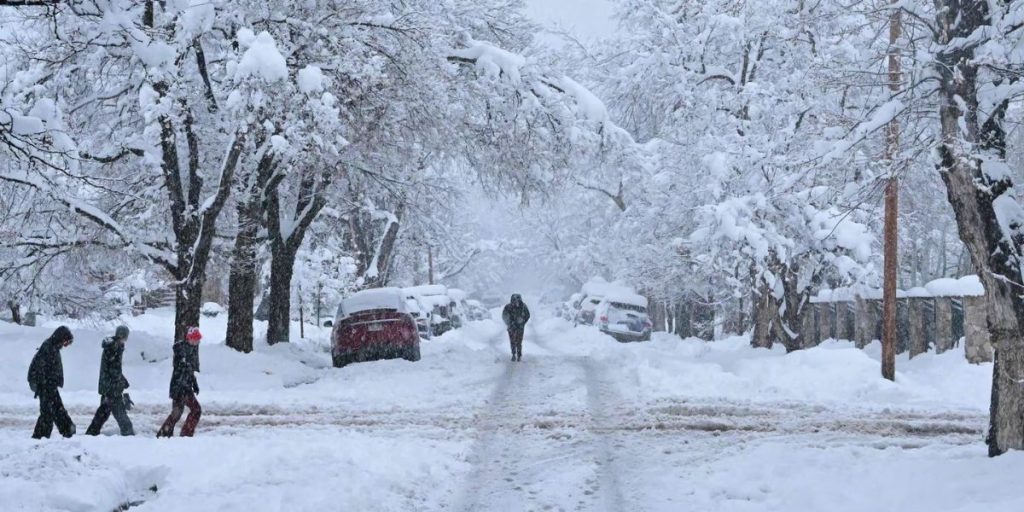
xmin=1 ymin=309 xmax=1021 ymax=512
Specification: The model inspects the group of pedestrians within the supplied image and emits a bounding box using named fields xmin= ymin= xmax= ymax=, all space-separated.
xmin=26 ymin=324 xmax=204 ymax=439
xmin=27 ymin=294 xmax=531 ymax=439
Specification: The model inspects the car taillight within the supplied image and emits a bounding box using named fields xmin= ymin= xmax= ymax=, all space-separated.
xmin=600 ymin=315 xmax=608 ymax=323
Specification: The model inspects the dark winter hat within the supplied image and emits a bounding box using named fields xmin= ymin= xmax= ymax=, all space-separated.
xmin=52 ymin=325 xmax=73 ymax=343
xmin=511 ymin=294 xmax=522 ymax=302
xmin=114 ymin=325 xmax=130 ymax=340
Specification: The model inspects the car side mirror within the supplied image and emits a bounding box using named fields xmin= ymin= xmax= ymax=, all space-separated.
xmin=323 ymin=320 xmax=333 ymax=328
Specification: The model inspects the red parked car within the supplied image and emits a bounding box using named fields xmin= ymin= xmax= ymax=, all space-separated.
xmin=332 ymin=288 xmax=421 ymax=368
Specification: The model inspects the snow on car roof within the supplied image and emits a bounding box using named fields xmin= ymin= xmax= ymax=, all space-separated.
xmin=581 ymin=277 xmax=642 ymax=304
xmin=604 ymin=292 xmax=648 ymax=308
xmin=338 ymin=288 xmax=408 ymax=318
xmin=405 ymin=298 xmax=423 ymax=312
xmin=404 ymin=284 xmax=448 ymax=297
xmin=447 ymin=288 xmax=468 ymax=301
xmin=418 ymin=294 xmax=451 ymax=307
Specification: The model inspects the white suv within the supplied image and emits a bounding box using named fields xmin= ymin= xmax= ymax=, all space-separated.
xmin=595 ymin=298 xmax=652 ymax=342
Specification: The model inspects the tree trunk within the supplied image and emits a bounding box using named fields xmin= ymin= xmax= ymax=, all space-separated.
xmin=226 ymin=206 xmax=259 ymax=352
xmin=266 ymin=245 xmax=297 ymax=345
xmin=226 ymin=144 xmax=277 ymax=353
xmin=264 ymin=166 xmax=332 ymax=344
xmin=777 ymin=264 xmax=809 ymax=352
xmin=364 ymin=206 xmax=403 ymax=289
xmin=7 ymin=300 xmax=21 ymax=325
xmin=751 ymin=284 xmax=775 ymax=349
xmin=933 ymin=0 xmax=1024 ymax=456
xmin=174 ymin=276 xmax=204 ymax=343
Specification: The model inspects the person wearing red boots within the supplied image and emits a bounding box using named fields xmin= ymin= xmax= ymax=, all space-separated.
xmin=157 ymin=326 xmax=202 ymax=437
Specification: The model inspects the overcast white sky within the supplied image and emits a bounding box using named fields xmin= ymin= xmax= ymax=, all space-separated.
xmin=524 ymin=0 xmax=617 ymax=44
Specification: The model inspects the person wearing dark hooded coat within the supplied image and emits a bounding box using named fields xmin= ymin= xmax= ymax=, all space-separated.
xmin=157 ymin=326 xmax=202 ymax=437
xmin=502 ymin=294 xmax=531 ymax=362
xmin=85 ymin=325 xmax=135 ymax=436
xmin=27 ymin=326 xmax=76 ymax=439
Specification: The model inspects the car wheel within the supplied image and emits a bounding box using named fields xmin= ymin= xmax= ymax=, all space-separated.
xmin=332 ymin=353 xmax=353 ymax=368
xmin=403 ymin=345 xmax=421 ymax=362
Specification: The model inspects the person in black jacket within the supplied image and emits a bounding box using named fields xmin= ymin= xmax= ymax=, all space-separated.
xmin=502 ymin=294 xmax=531 ymax=362
xmin=85 ymin=325 xmax=135 ymax=436
xmin=27 ymin=326 xmax=76 ymax=439
xmin=157 ymin=326 xmax=202 ymax=437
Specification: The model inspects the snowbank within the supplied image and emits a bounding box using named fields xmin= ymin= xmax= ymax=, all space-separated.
xmin=632 ymin=439 xmax=1024 ymax=512
xmin=535 ymin=317 xmax=991 ymax=412
xmin=0 ymin=429 xmax=468 ymax=511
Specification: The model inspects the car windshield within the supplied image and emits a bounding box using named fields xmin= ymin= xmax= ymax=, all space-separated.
xmin=610 ymin=302 xmax=647 ymax=314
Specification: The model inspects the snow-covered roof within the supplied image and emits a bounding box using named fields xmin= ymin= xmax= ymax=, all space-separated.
xmin=810 ymin=275 xmax=984 ymax=303
xmin=338 ymin=288 xmax=408 ymax=318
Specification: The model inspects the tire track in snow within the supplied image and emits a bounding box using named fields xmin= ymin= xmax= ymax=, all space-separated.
xmin=580 ymin=359 xmax=627 ymax=511
xmin=456 ymin=323 xmax=626 ymax=512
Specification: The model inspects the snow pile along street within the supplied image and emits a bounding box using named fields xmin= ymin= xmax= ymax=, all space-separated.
xmin=1 ymin=309 xmax=1021 ymax=511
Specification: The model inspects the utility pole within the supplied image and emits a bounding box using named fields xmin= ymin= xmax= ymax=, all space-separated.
xmin=881 ymin=1 xmax=901 ymax=381
xmin=427 ymin=245 xmax=434 ymax=285
xmin=298 ymin=284 xmax=305 ymax=339
xmin=315 ymin=281 xmax=322 ymax=328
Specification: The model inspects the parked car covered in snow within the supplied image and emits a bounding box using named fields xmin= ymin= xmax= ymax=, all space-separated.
xmin=403 ymin=293 xmax=433 ymax=340
xmin=595 ymin=293 xmax=652 ymax=342
xmin=447 ymin=288 xmax=469 ymax=328
xmin=200 ymin=302 xmax=225 ymax=318
xmin=404 ymin=284 xmax=454 ymax=336
xmin=465 ymin=299 xmax=488 ymax=321
xmin=554 ymin=292 xmax=583 ymax=321
xmin=575 ymin=294 xmax=604 ymax=326
xmin=331 ymin=288 xmax=421 ymax=368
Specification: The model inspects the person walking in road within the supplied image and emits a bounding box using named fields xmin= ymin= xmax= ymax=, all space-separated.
xmin=157 ymin=326 xmax=202 ymax=437
xmin=502 ymin=294 xmax=531 ymax=362
xmin=27 ymin=326 xmax=76 ymax=439
xmin=86 ymin=325 xmax=135 ymax=436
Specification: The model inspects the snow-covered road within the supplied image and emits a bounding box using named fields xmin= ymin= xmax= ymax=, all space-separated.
xmin=1 ymin=313 xmax=1021 ymax=511
xmin=455 ymin=324 xmax=626 ymax=511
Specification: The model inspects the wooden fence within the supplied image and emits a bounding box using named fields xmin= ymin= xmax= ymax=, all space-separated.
xmin=806 ymin=294 xmax=993 ymax=363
